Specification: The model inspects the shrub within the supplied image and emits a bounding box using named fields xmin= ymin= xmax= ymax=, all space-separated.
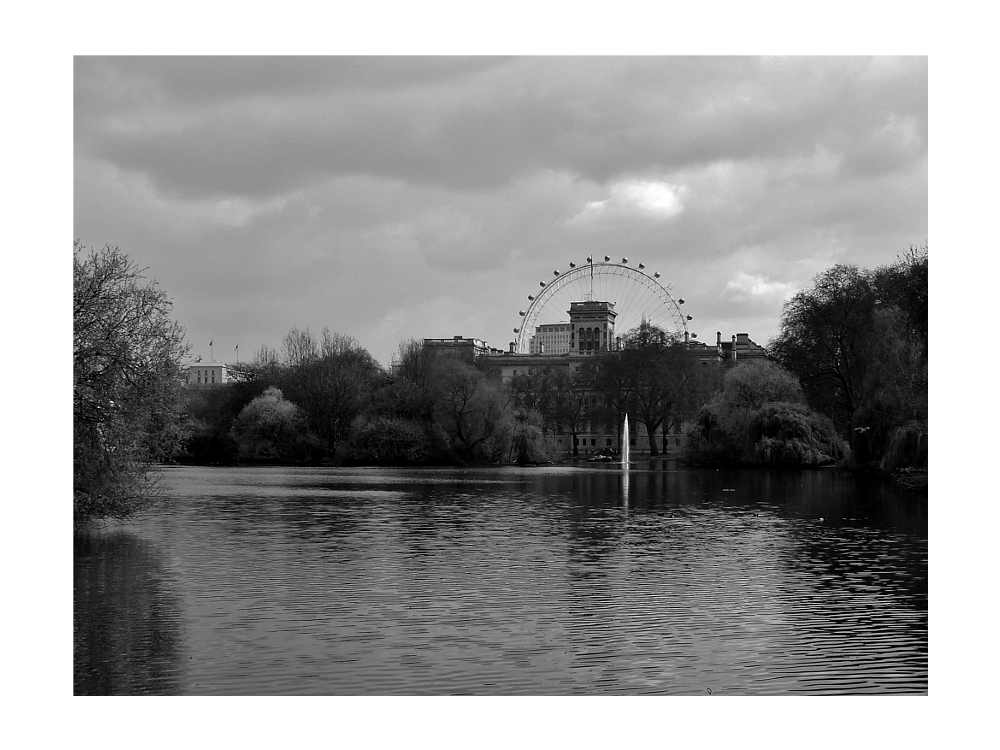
xmin=230 ymin=387 xmax=321 ymax=461
xmin=880 ymin=421 xmax=928 ymax=472
xmin=346 ymin=415 xmax=440 ymax=465
xmin=746 ymin=402 xmax=847 ymax=466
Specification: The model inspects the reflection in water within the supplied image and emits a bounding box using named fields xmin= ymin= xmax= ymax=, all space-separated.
xmin=74 ymin=464 xmax=927 ymax=695
xmin=74 ymin=532 xmax=184 ymax=695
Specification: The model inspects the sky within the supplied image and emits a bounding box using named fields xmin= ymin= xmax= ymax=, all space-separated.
xmin=74 ymin=56 xmax=927 ymax=367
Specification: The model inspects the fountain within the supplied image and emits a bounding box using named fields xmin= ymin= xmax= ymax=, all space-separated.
xmin=621 ymin=413 xmax=630 ymax=467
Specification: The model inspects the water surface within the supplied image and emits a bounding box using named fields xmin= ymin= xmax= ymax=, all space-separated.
xmin=74 ymin=464 xmax=927 ymax=695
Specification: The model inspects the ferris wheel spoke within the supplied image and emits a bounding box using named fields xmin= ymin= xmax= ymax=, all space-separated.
xmin=514 ymin=261 xmax=686 ymax=353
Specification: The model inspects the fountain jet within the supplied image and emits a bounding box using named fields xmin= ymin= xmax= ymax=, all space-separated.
xmin=622 ymin=413 xmax=630 ymax=467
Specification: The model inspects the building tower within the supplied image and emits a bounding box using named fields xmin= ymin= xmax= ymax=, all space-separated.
xmin=569 ymin=301 xmax=617 ymax=355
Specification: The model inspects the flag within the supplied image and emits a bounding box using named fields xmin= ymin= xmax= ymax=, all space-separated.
xmin=209 ymin=340 xmax=213 ymax=346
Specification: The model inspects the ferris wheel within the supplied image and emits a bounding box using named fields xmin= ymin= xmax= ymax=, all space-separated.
xmin=513 ymin=256 xmax=693 ymax=354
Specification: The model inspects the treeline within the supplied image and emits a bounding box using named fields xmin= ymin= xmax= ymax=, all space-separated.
xmin=181 ymin=245 xmax=927 ymax=473
xmin=76 ymin=241 xmax=927 ymax=527
xmin=179 ymin=331 xmax=549 ymax=466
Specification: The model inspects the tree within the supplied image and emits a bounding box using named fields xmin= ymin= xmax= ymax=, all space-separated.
xmin=430 ymin=357 xmax=516 ymax=462
xmin=612 ymin=321 xmax=696 ymax=456
xmin=277 ymin=328 xmax=384 ymax=456
xmin=74 ymin=242 xmax=188 ymax=529
xmin=769 ymin=264 xmax=875 ymax=436
xmin=230 ymin=387 xmax=319 ymax=460
xmin=684 ymin=360 xmax=844 ymax=466
xmin=770 ymin=249 xmax=928 ymax=467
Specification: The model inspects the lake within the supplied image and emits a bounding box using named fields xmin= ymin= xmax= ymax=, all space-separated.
xmin=73 ymin=463 xmax=927 ymax=695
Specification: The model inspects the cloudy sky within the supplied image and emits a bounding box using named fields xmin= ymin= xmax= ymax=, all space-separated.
xmin=74 ymin=56 xmax=926 ymax=367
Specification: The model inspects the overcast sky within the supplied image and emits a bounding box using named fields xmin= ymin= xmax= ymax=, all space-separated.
xmin=74 ymin=56 xmax=926 ymax=367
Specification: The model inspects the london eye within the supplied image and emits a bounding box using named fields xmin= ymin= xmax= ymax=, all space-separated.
xmin=513 ymin=257 xmax=692 ymax=354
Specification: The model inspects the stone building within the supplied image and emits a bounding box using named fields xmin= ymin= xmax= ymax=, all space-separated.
xmin=186 ymin=361 xmax=230 ymax=386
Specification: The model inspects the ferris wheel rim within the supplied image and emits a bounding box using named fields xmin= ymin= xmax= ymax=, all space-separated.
xmin=514 ymin=260 xmax=688 ymax=354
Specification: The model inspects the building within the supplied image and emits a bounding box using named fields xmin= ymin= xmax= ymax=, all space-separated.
xmin=567 ymin=300 xmax=618 ymax=354
xmin=423 ymin=336 xmax=505 ymax=361
xmin=422 ymin=302 xmax=769 ymax=458
xmin=717 ymin=332 xmax=768 ymax=362
xmin=186 ymin=361 xmax=230 ymax=386
xmin=528 ymin=322 xmax=572 ymax=354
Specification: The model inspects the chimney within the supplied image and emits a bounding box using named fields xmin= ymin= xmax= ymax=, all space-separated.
xmin=509 ymin=341 xmax=515 ymax=353
xmin=731 ymin=334 xmax=737 ymax=361
xmin=716 ymin=331 xmax=722 ymax=346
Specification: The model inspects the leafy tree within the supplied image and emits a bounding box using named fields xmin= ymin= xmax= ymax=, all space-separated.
xmin=746 ymin=402 xmax=847 ymax=466
xmin=770 ymin=248 xmax=928 ymax=468
xmin=769 ymin=264 xmax=876 ymax=436
xmin=230 ymin=387 xmax=319 ymax=460
xmin=589 ymin=353 xmax=633 ymax=454
xmin=611 ymin=321 xmax=700 ymax=456
xmin=277 ymin=328 xmax=384 ymax=456
xmin=74 ymin=242 xmax=188 ymax=529
xmin=430 ymin=357 xmax=516 ymax=462
xmin=720 ymin=359 xmax=803 ymax=410
xmin=683 ymin=359 xmax=841 ymax=465
xmin=510 ymin=409 xmax=549 ymax=464
xmin=346 ymin=414 xmax=441 ymax=465
xmin=391 ymin=338 xmax=432 ymax=387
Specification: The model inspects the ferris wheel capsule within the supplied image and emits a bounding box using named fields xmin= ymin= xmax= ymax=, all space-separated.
xmin=638 ymin=263 xmax=645 ymax=270
xmin=540 ymin=281 xmax=546 ymax=287
xmin=654 ymin=272 xmax=661 ymax=278
xmin=527 ymin=295 xmax=534 ymax=300
xmin=514 ymin=328 xmax=520 ymax=334
xmin=569 ymin=262 xmax=576 ymax=268
xmin=519 ymin=311 xmax=526 ymax=316
xmin=604 ymin=255 xmax=611 ymax=262
xmin=622 ymin=257 xmax=628 ymax=264
xmin=686 ymin=315 xmax=693 ymax=320
xmin=587 ymin=256 xmax=593 ymax=263
xmin=679 ymin=298 xmax=685 ymax=304
xmin=554 ymin=270 xmax=560 ymax=276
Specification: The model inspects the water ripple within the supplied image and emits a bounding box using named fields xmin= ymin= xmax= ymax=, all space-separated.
xmin=75 ymin=465 xmax=927 ymax=695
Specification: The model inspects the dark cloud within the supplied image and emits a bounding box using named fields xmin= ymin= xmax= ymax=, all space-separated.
xmin=74 ymin=56 xmax=927 ymax=366
xmin=77 ymin=56 xmax=927 ymax=199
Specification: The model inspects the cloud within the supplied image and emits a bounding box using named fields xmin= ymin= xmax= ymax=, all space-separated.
xmin=568 ymin=179 xmax=686 ymax=228
xmin=73 ymin=56 xmax=927 ymax=366
xmin=724 ymin=271 xmax=797 ymax=302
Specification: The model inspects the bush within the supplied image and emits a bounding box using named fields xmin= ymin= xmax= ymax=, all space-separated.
xmin=684 ymin=398 xmax=847 ymax=467
xmin=230 ymin=387 xmax=322 ymax=461
xmin=346 ymin=415 xmax=441 ymax=465
xmin=746 ymin=402 xmax=847 ymax=466
xmin=880 ymin=421 xmax=928 ymax=472
xmin=511 ymin=409 xmax=550 ymax=464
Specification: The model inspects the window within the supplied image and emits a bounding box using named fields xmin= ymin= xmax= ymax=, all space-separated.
xmin=591 ymin=438 xmax=596 ymax=446
xmin=606 ymin=438 xmax=612 ymax=446
xmin=630 ymin=439 xmax=636 ymax=446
